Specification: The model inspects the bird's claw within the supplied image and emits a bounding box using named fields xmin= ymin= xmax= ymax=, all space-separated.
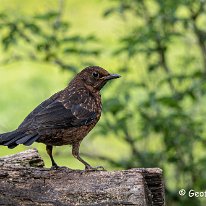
xmin=85 ymin=165 xmax=106 ymax=171
xmin=51 ymin=165 xmax=59 ymax=170
xmin=50 ymin=165 xmax=69 ymax=170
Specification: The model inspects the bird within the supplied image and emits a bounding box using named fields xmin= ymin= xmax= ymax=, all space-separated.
xmin=0 ymin=66 xmax=120 ymax=170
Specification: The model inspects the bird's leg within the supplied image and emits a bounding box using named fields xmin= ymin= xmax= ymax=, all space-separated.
xmin=72 ymin=142 xmax=105 ymax=171
xmin=46 ymin=145 xmax=59 ymax=169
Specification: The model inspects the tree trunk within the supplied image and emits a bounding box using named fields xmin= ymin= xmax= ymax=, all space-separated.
xmin=0 ymin=149 xmax=165 ymax=206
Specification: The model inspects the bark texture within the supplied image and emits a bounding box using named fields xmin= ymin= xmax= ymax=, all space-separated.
xmin=0 ymin=149 xmax=165 ymax=206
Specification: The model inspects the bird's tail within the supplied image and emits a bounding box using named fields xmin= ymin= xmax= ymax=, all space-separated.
xmin=0 ymin=130 xmax=39 ymax=149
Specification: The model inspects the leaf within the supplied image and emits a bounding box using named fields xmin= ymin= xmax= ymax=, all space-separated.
xmin=157 ymin=96 xmax=181 ymax=109
xmin=64 ymin=48 xmax=100 ymax=56
xmin=53 ymin=21 xmax=70 ymax=31
xmin=24 ymin=22 xmax=41 ymax=33
xmin=34 ymin=11 xmax=59 ymax=20
xmin=2 ymin=33 xmax=16 ymax=50
xmin=61 ymin=35 xmax=97 ymax=43
xmin=103 ymin=7 xmax=116 ymax=17
xmin=147 ymin=63 xmax=160 ymax=72
xmin=104 ymin=98 xmax=124 ymax=115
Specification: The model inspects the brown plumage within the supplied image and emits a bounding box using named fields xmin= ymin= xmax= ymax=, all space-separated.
xmin=0 ymin=66 xmax=120 ymax=170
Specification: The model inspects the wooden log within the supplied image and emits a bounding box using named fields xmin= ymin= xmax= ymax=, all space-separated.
xmin=0 ymin=149 xmax=165 ymax=206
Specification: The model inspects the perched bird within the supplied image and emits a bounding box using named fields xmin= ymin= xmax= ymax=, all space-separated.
xmin=0 ymin=66 xmax=120 ymax=170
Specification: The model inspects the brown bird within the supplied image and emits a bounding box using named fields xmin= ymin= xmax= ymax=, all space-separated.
xmin=0 ymin=66 xmax=120 ymax=170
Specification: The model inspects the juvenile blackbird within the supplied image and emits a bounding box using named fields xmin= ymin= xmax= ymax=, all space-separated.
xmin=0 ymin=66 xmax=120 ymax=170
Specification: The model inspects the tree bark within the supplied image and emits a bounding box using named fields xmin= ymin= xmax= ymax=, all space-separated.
xmin=0 ymin=149 xmax=165 ymax=206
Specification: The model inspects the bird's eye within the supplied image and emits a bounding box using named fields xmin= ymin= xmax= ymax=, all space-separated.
xmin=92 ymin=72 xmax=99 ymax=78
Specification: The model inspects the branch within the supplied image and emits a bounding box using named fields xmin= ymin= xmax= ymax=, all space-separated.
xmin=139 ymin=0 xmax=176 ymax=93
xmin=156 ymin=38 xmax=176 ymax=93
xmin=0 ymin=149 xmax=165 ymax=206
xmin=189 ymin=1 xmax=206 ymax=74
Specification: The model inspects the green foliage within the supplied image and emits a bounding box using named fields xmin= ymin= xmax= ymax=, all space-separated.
xmin=103 ymin=0 xmax=206 ymax=205
xmin=0 ymin=8 xmax=100 ymax=72
xmin=1 ymin=0 xmax=206 ymax=205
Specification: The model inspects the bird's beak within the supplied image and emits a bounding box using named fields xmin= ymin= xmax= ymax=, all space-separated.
xmin=103 ymin=74 xmax=121 ymax=80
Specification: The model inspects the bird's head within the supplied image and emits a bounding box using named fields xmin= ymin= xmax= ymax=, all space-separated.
xmin=74 ymin=66 xmax=121 ymax=91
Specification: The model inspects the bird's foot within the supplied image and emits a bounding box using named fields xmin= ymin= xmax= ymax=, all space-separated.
xmin=84 ymin=165 xmax=106 ymax=171
xmin=50 ymin=165 xmax=70 ymax=170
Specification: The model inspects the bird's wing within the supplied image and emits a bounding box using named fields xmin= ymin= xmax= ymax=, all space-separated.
xmin=18 ymin=92 xmax=60 ymax=129
xmin=20 ymin=89 xmax=97 ymax=130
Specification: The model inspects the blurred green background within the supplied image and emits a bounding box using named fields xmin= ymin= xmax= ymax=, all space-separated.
xmin=1 ymin=0 xmax=206 ymax=205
